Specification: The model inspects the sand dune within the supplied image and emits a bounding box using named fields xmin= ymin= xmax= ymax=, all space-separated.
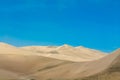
xmin=80 ymin=48 xmax=120 ymax=80
xmin=23 ymin=49 xmax=120 ymax=80
xmin=0 ymin=42 xmax=88 ymax=62
xmin=0 ymin=42 xmax=119 ymax=80
xmin=76 ymin=46 xmax=106 ymax=58
xmin=57 ymin=44 xmax=106 ymax=60
xmin=21 ymin=44 xmax=106 ymax=61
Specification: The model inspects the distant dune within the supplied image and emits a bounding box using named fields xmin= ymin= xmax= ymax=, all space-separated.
xmin=0 ymin=42 xmax=120 ymax=80
xmin=21 ymin=44 xmax=106 ymax=62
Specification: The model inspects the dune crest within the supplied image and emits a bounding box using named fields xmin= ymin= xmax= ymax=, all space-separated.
xmin=1 ymin=42 xmax=119 ymax=80
xmin=22 ymin=48 xmax=119 ymax=80
xmin=22 ymin=44 xmax=107 ymax=61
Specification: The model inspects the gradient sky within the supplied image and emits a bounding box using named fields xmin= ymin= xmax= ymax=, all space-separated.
xmin=0 ymin=0 xmax=120 ymax=52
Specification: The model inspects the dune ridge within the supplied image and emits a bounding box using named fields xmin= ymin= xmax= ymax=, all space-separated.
xmin=21 ymin=44 xmax=106 ymax=61
xmin=0 ymin=42 xmax=120 ymax=80
xmin=24 ymin=48 xmax=120 ymax=80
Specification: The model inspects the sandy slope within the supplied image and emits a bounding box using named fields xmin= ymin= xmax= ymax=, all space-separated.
xmin=0 ymin=42 xmax=90 ymax=63
xmin=0 ymin=42 xmax=119 ymax=80
xmin=0 ymin=42 xmax=64 ymax=79
xmin=26 ymin=49 xmax=120 ymax=80
xmin=0 ymin=69 xmax=19 ymax=80
xmin=57 ymin=44 xmax=106 ymax=60
xmin=76 ymin=46 xmax=106 ymax=58
xmin=80 ymin=48 xmax=120 ymax=80
xmin=21 ymin=44 xmax=106 ymax=61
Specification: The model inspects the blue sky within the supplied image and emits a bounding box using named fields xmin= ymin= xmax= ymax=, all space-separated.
xmin=0 ymin=0 xmax=120 ymax=52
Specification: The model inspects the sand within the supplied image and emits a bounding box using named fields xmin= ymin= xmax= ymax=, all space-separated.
xmin=0 ymin=42 xmax=119 ymax=80
xmin=21 ymin=44 xmax=106 ymax=62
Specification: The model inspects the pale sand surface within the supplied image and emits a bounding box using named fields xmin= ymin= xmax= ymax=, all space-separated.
xmin=0 ymin=42 xmax=120 ymax=80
